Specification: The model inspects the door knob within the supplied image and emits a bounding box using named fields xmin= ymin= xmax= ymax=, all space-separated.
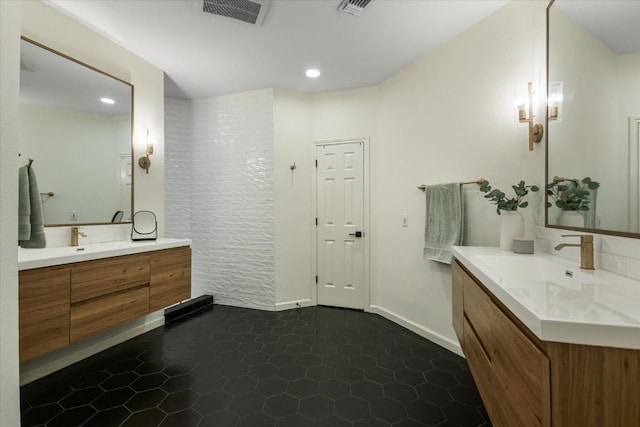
xmin=348 ymin=231 xmax=363 ymax=238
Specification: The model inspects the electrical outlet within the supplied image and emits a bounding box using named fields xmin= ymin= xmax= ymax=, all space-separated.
xmin=402 ymin=214 xmax=409 ymax=227
xmin=70 ymin=211 xmax=78 ymax=221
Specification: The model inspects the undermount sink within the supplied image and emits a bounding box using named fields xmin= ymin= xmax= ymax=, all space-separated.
xmin=452 ymin=246 xmax=640 ymax=349
xmin=473 ymin=254 xmax=605 ymax=285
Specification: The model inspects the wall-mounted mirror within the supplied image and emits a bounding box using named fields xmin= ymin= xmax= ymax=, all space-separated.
xmin=546 ymin=0 xmax=640 ymax=238
xmin=19 ymin=37 xmax=134 ymax=226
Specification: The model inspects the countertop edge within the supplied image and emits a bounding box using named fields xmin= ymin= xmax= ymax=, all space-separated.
xmin=18 ymin=238 xmax=192 ymax=271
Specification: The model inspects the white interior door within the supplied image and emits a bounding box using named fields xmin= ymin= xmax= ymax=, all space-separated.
xmin=316 ymin=141 xmax=365 ymax=309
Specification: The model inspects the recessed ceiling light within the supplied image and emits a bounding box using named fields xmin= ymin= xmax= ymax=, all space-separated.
xmin=100 ymin=97 xmax=115 ymax=104
xmin=305 ymin=69 xmax=321 ymax=78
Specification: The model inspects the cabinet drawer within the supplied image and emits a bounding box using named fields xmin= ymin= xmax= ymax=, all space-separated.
xmin=70 ymin=286 xmax=149 ymax=342
xmin=19 ymin=267 xmax=70 ymax=362
xmin=463 ymin=316 xmax=504 ymax=425
xmin=464 ymin=275 xmax=550 ymax=427
xmin=150 ymin=247 xmax=191 ymax=269
xmin=71 ymin=254 xmax=150 ymax=303
xmin=149 ymin=247 xmax=191 ymax=312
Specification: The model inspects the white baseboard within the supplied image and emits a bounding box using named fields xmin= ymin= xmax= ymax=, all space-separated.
xmin=20 ymin=312 xmax=165 ymax=385
xmin=275 ymin=299 xmax=314 ymax=311
xmin=367 ymin=305 xmax=463 ymax=357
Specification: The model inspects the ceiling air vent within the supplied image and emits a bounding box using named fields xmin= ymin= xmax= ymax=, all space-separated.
xmin=197 ymin=0 xmax=270 ymax=25
xmin=338 ymin=0 xmax=372 ymax=16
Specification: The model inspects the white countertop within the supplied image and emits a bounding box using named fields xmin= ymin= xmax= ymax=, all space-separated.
xmin=18 ymin=238 xmax=191 ymax=271
xmin=452 ymin=246 xmax=640 ymax=350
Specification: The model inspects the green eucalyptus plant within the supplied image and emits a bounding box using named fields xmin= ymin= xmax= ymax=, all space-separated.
xmin=479 ymin=180 xmax=540 ymax=215
xmin=546 ymin=177 xmax=599 ymax=211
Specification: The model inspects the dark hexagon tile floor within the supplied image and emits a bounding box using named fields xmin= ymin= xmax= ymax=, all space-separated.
xmin=21 ymin=305 xmax=491 ymax=426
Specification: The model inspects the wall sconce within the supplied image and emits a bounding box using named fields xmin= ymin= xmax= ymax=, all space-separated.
xmin=548 ymin=81 xmax=563 ymax=121
xmin=138 ymin=129 xmax=154 ymax=174
xmin=516 ymin=82 xmax=544 ymax=151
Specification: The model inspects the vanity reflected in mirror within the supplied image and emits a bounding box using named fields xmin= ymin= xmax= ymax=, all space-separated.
xmin=546 ymin=0 xmax=640 ymax=237
xmin=19 ymin=38 xmax=134 ymax=226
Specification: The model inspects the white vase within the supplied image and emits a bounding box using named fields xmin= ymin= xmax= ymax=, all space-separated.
xmin=500 ymin=211 xmax=524 ymax=250
xmin=557 ymin=210 xmax=585 ymax=228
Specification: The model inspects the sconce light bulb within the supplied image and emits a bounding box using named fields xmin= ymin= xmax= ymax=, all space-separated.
xmin=518 ymin=107 xmax=527 ymax=121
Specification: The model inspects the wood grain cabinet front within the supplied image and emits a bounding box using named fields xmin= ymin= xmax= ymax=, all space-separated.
xmin=453 ymin=259 xmax=640 ymax=427
xmin=70 ymin=254 xmax=150 ymax=303
xmin=462 ymin=264 xmax=550 ymax=427
xmin=70 ymin=286 xmax=150 ymax=342
xmin=19 ymin=266 xmax=71 ymax=363
xmin=19 ymin=246 xmax=192 ymax=362
xmin=149 ymin=247 xmax=191 ymax=312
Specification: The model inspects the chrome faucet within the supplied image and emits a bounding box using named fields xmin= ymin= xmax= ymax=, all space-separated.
xmin=70 ymin=226 xmax=87 ymax=247
xmin=554 ymin=234 xmax=594 ymax=270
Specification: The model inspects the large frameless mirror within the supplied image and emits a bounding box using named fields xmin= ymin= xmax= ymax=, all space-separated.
xmin=19 ymin=37 xmax=134 ymax=226
xmin=546 ymin=0 xmax=640 ymax=238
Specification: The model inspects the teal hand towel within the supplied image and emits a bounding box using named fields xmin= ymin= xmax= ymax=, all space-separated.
xmin=18 ymin=166 xmax=31 ymax=241
xmin=19 ymin=166 xmax=47 ymax=248
xmin=423 ymin=183 xmax=464 ymax=264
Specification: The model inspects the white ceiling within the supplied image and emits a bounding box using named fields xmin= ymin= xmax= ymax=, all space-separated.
xmin=47 ymin=0 xmax=509 ymax=100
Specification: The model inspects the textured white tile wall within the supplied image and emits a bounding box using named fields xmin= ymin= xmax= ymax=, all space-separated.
xmin=535 ymin=226 xmax=640 ymax=280
xmin=164 ymin=98 xmax=192 ymax=239
xmin=165 ymin=90 xmax=276 ymax=310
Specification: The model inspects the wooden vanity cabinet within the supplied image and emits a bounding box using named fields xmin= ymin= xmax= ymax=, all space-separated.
xmin=453 ymin=259 xmax=640 ymax=427
xmin=19 ymin=266 xmax=71 ymax=363
xmin=19 ymin=246 xmax=191 ymax=362
xmin=150 ymin=247 xmax=191 ymax=312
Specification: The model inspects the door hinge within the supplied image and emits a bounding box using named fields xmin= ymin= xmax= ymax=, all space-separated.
xmin=315 ymin=275 xmax=318 ymax=284
xmin=315 ymin=159 xmax=318 ymax=168
xmin=315 ymin=217 xmax=318 ymax=226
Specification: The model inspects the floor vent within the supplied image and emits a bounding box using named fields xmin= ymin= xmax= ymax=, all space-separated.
xmin=197 ymin=0 xmax=270 ymax=25
xmin=338 ymin=0 xmax=372 ymax=16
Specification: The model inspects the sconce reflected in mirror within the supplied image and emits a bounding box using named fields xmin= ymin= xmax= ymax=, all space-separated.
xmin=138 ymin=129 xmax=154 ymax=174
xmin=548 ymin=81 xmax=564 ymax=120
xmin=516 ymin=82 xmax=544 ymax=151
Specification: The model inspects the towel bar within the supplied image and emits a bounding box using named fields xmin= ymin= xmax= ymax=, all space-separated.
xmin=418 ymin=179 xmax=485 ymax=191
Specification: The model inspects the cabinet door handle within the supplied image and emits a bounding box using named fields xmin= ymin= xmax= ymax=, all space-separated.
xmin=348 ymin=231 xmax=363 ymax=238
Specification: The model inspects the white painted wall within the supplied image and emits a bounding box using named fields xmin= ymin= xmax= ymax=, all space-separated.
xmin=0 ymin=1 xmax=22 ymax=424
xmin=372 ymin=1 xmax=545 ymax=351
xmin=273 ymin=89 xmax=313 ymax=309
xmin=303 ymin=2 xmax=545 ymax=352
xmin=19 ymin=105 xmax=131 ymax=224
xmin=310 ymin=87 xmax=379 ymax=143
xmin=21 ymin=0 xmax=165 ymax=235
